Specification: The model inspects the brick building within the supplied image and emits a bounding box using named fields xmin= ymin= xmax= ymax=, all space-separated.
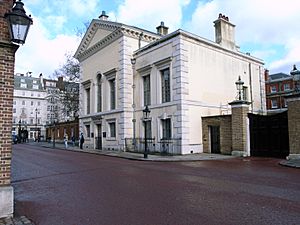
xmin=265 ymin=70 xmax=295 ymax=113
xmin=0 ymin=0 xmax=19 ymax=218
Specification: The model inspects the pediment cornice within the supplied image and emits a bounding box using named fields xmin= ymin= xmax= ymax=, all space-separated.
xmin=75 ymin=20 xmax=160 ymax=62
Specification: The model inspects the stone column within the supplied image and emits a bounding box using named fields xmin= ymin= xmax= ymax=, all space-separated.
xmin=229 ymin=100 xmax=250 ymax=157
xmin=0 ymin=0 xmax=18 ymax=219
xmin=286 ymin=93 xmax=300 ymax=160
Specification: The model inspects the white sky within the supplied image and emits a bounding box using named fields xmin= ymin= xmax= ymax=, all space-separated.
xmin=15 ymin=0 xmax=300 ymax=77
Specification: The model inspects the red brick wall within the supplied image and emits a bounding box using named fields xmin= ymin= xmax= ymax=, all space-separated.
xmin=0 ymin=0 xmax=17 ymax=186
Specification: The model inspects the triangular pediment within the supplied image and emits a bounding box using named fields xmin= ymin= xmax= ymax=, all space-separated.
xmin=74 ymin=19 xmax=122 ymax=60
xmin=74 ymin=19 xmax=161 ymax=62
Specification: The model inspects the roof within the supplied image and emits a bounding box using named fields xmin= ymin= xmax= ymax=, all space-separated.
xmin=14 ymin=75 xmax=44 ymax=91
xmin=269 ymin=73 xmax=291 ymax=81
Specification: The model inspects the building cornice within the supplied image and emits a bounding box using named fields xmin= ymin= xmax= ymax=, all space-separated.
xmin=75 ymin=20 xmax=160 ymax=62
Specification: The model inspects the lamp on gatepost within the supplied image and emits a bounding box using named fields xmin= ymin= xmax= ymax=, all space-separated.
xmin=290 ymin=64 xmax=300 ymax=93
xmin=235 ymin=76 xmax=244 ymax=101
xmin=143 ymin=105 xmax=151 ymax=159
xmin=4 ymin=0 xmax=33 ymax=45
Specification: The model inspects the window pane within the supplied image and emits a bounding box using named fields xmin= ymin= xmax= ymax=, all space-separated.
xmin=97 ymin=79 xmax=102 ymax=112
xmin=161 ymin=68 xmax=170 ymax=103
xmin=143 ymin=75 xmax=151 ymax=106
xmin=162 ymin=118 xmax=171 ymax=139
xmin=86 ymin=88 xmax=90 ymax=114
xmin=109 ymin=122 xmax=116 ymax=137
xmin=110 ymin=79 xmax=116 ymax=110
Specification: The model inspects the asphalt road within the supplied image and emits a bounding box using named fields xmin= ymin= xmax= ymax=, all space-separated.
xmin=12 ymin=144 xmax=300 ymax=225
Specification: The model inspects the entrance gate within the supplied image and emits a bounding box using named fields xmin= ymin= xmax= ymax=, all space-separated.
xmin=248 ymin=111 xmax=289 ymax=158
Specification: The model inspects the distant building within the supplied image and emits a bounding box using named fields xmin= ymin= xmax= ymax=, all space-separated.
xmin=13 ymin=73 xmax=47 ymax=140
xmin=13 ymin=73 xmax=79 ymax=141
xmin=75 ymin=12 xmax=266 ymax=154
xmin=265 ymin=70 xmax=295 ymax=113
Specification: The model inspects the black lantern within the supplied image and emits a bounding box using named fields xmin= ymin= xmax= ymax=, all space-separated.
xmin=5 ymin=0 xmax=33 ymax=45
xmin=143 ymin=105 xmax=151 ymax=159
xmin=235 ymin=76 xmax=244 ymax=100
xmin=290 ymin=65 xmax=300 ymax=92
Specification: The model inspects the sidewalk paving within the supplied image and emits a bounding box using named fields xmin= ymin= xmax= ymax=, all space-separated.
xmin=34 ymin=141 xmax=236 ymax=162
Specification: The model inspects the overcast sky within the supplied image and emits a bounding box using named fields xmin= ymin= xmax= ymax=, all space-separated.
xmin=15 ymin=0 xmax=300 ymax=77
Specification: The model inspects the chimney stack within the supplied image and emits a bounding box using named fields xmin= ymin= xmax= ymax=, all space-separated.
xmin=214 ymin=13 xmax=236 ymax=51
xmin=264 ymin=69 xmax=270 ymax=81
xmin=99 ymin=11 xmax=109 ymax=21
xmin=156 ymin=21 xmax=169 ymax=35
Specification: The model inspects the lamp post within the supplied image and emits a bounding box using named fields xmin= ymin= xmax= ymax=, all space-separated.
xmin=143 ymin=105 xmax=151 ymax=159
xmin=35 ymin=108 xmax=38 ymax=142
xmin=235 ymin=76 xmax=244 ymax=101
xmin=290 ymin=64 xmax=300 ymax=93
xmin=131 ymin=58 xmax=137 ymax=151
xmin=52 ymin=120 xmax=56 ymax=148
xmin=4 ymin=0 xmax=33 ymax=45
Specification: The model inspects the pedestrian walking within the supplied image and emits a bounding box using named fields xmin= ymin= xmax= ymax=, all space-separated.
xmin=72 ymin=136 xmax=75 ymax=147
xmin=79 ymin=133 xmax=84 ymax=149
xmin=64 ymin=134 xmax=68 ymax=148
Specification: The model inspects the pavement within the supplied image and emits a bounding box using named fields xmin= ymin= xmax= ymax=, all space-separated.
xmin=1 ymin=141 xmax=299 ymax=225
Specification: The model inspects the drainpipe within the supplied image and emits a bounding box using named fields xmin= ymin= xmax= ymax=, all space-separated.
xmin=248 ymin=63 xmax=254 ymax=113
xmin=131 ymin=58 xmax=137 ymax=151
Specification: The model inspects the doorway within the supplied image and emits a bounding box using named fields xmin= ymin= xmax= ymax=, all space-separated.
xmin=210 ymin=126 xmax=220 ymax=154
xmin=96 ymin=124 xmax=102 ymax=150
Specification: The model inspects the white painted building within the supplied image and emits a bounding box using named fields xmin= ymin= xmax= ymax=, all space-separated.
xmin=13 ymin=73 xmax=47 ymax=139
xmin=75 ymin=12 xmax=266 ymax=154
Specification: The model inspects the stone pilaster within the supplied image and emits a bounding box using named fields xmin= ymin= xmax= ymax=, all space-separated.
xmin=229 ymin=100 xmax=250 ymax=157
xmin=286 ymin=93 xmax=300 ymax=160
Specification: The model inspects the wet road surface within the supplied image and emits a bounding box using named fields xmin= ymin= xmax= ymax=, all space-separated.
xmin=12 ymin=144 xmax=300 ymax=225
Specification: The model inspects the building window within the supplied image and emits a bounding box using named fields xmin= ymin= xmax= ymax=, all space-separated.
xmin=86 ymin=88 xmax=90 ymax=114
xmin=20 ymin=83 xmax=27 ymax=88
xmin=21 ymin=78 xmax=25 ymax=83
xmin=271 ymin=85 xmax=277 ymax=93
xmin=283 ymin=98 xmax=287 ymax=107
xmin=33 ymin=85 xmax=38 ymax=89
xmin=109 ymin=122 xmax=116 ymax=138
xmin=22 ymin=100 xmax=25 ymax=105
xmin=31 ymin=101 xmax=34 ymax=106
xmin=38 ymin=101 xmax=40 ymax=106
xmin=97 ymin=76 xmax=102 ymax=112
xmin=85 ymin=124 xmax=90 ymax=138
xmin=143 ymin=75 xmax=151 ymax=106
xmin=145 ymin=120 xmax=152 ymax=139
xmin=162 ymin=118 xmax=171 ymax=139
xmin=110 ymin=79 xmax=116 ymax=110
xmin=13 ymin=101 xmax=16 ymax=105
xmin=271 ymin=99 xmax=278 ymax=108
xmin=283 ymin=83 xmax=290 ymax=91
xmin=243 ymin=86 xmax=248 ymax=101
xmin=161 ymin=68 xmax=170 ymax=103
xmin=13 ymin=108 xmax=16 ymax=113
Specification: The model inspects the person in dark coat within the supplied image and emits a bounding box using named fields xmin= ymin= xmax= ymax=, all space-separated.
xmin=79 ymin=133 xmax=84 ymax=149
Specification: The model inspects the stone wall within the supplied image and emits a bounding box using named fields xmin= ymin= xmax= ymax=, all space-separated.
xmin=202 ymin=115 xmax=232 ymax=154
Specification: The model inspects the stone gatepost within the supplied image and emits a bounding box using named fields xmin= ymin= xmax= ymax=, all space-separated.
xmin=286 ymin=93 xmax=300 ymax=160
xmin=229 ymin=100 xmax=250 ymax=157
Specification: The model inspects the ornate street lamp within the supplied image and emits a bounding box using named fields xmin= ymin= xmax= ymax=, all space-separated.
xmin=235 ymin=76 xmax=244 ymax=101
xmin=143 ymin=105 xmax=151 ymax=159
xmin=5 ymin=0 xmax=33 ymax=45
xmin=290 ymin=64 xmax=300 ymax=92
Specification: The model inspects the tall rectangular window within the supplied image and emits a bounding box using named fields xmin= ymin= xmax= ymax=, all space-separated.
xmin=109 ymin=122 xmax=116 ymax=138
xmin=86 ymin=88 xmax=90 ymax=114
xmin=162 ymin=118 xmax=171 ymax=139
xmin=110 ymin=79 xmax=116 ymax=110
xmin=161 ymin=68 xmax=170 ymax=103
xmin=143 ymin=75 xmax=151 ymax=106
xmin=97 ymin=80 xmax=102 ymax=112
xmin=85 ymin=124 xmax=90 ymax=138
xmin=145 ymin=121 xmax=152 ymax=139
